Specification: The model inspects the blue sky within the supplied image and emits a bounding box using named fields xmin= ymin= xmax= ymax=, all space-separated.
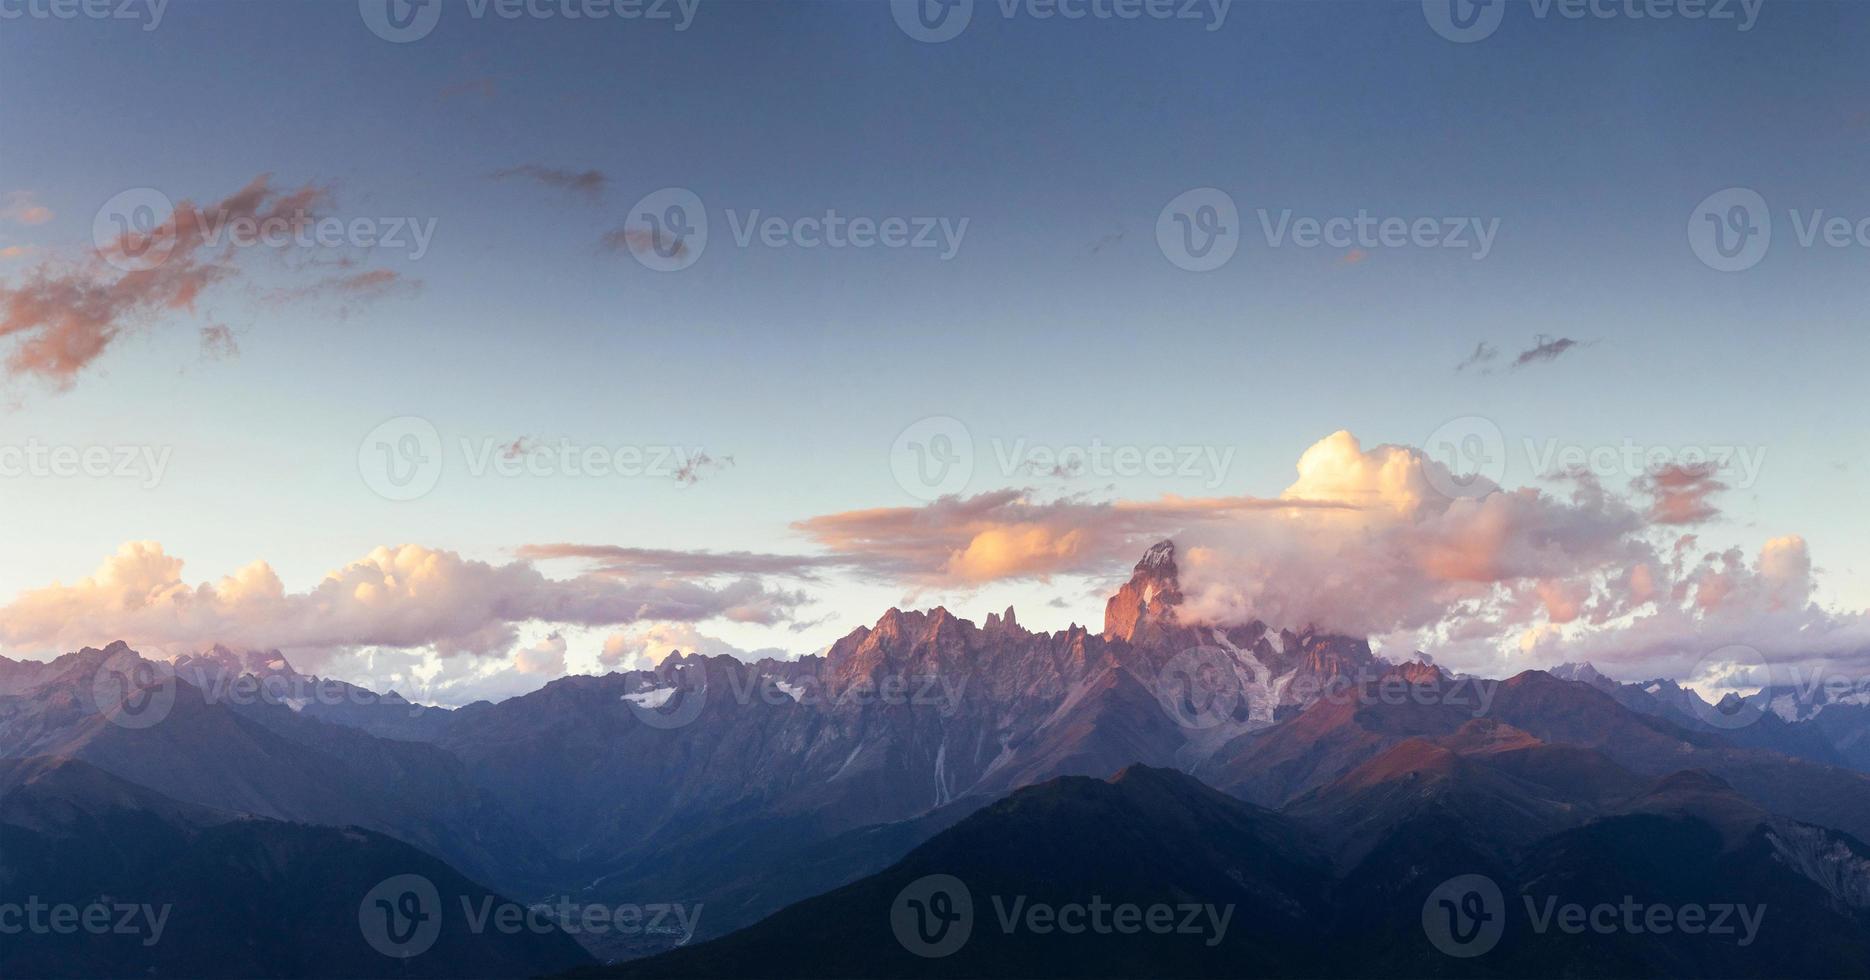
xmin=1 ymin=0 xmax=1866 ymax=699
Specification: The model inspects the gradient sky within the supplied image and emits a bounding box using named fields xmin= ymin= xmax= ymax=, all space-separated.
xmin=2 ymin=0 xmax=1866 ymax=702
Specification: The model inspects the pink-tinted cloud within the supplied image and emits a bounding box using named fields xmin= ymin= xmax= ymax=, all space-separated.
xmin=790 ymin=486 xmax=1351 ymax=585
xmin=0 ymin=541 xmax=806 ymax=670
xmin=0 ymin=175 xmax=409 ymax=390
xmin=597 ymin=622 xmax=781 ymax=671
xmin=1 ymin=192 xmax=53 ymax=226
xmin=1634 ymin=461 xmax=1728 ymax=525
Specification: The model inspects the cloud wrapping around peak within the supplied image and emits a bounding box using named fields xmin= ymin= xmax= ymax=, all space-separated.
xmin=1173 ymin=430 xmax=1646 ymax=637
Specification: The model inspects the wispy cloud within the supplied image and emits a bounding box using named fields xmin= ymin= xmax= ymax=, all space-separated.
xmin=1512 ymin=334 xmax=1585 ymax=369
xmin=674 ymin=451 xmax=734 ymax=485
xmin=1455 ymin=341 xmax=1498 ymax=373
xmin=1 ymin=192 xmax=53 ymax=226
xmin=1634 ymin=461 xmax=1728 ymax=525
xmin=198 ymin=324 xmax=238 ymax=361
xmin=516 ymin=543 xmax=845 ymax=580
xmin=0 ymin=175 xmax=410 ymax=391
xmin=490 ymin=164 xmax=609 ymax=199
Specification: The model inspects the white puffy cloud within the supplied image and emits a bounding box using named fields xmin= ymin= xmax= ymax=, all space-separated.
xmin=515 ymin=632 xmax=568 ymax=674
xmin=598 ymin=622 xmax=784 ymax=671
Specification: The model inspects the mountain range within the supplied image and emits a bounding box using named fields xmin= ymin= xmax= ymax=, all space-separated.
xmin=3 ymin=541 xmax=1867 ymax=978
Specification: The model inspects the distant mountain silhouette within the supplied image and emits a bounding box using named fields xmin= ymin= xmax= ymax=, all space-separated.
xmin=0 ymin=756 xmax=592 ymax=979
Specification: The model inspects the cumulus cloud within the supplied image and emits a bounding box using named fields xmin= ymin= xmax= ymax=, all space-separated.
xmin=515 ymin=632 xmax=568 ymax=674
xmin=1550 ymin=534 xmax=1870 ymax=684
xmin=0 ymin=541 xmax=807 ymax=670
xmin=1170 ymin=431 xmax=1650 ymax=639
xmin=597 ymin=623 xmax=783 ymax=671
